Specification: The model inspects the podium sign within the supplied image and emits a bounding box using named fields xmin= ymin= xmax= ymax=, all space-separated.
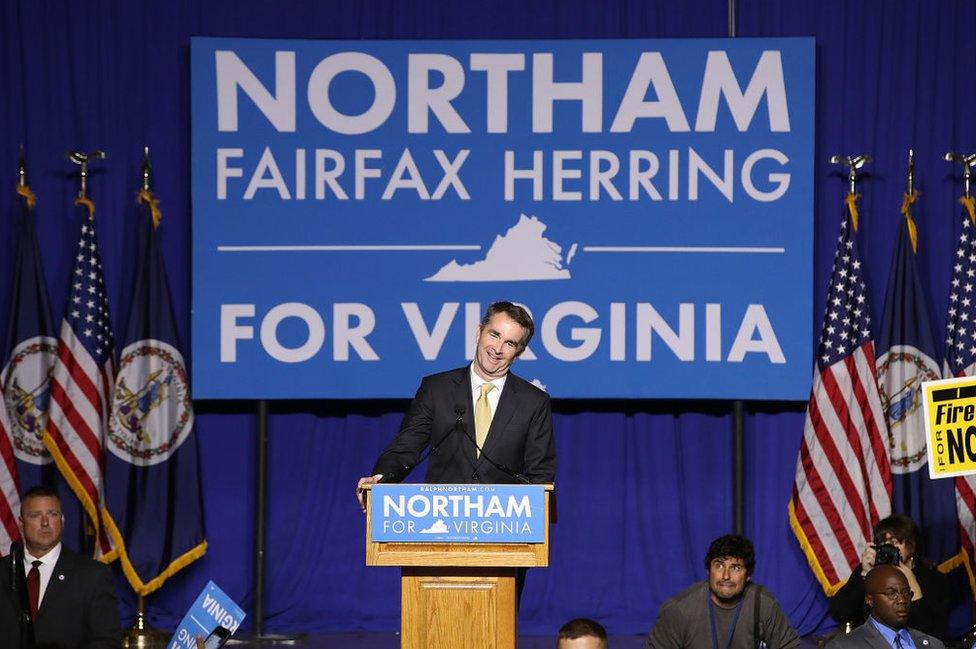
xmin=365 ymin=483 xmax=553 ymax=649
xmin=370 ymin=483 xmax=545 ymax=543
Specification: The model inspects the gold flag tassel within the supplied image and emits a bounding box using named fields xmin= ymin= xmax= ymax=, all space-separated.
xmin=136 ymin=188 xmax=162 ymax=228
xmin=845 ymin=192 xmax=861 ymax=231
xmin=15 ymin=184 xmax=37 ymax=210
xmin=961 ymin=195 xmax=976 ymax=226
xmin=75 ymin=195 xmax=95 ymax=219
xmin=900 ymin=190 xmax=919 ymax=253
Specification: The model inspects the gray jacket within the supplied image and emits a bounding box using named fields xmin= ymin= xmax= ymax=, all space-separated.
xmin=825 ymin=620 xmax=945 ymax=649
xmin=646 ymin=581 xmax=799 ymax=649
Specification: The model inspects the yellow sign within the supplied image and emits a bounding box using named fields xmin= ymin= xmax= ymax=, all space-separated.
xmin=922 ymin=376 xmax=976 ymax=479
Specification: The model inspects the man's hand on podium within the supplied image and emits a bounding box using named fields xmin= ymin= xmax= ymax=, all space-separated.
xmin=356 ymin=475 xmax=382 ymax=512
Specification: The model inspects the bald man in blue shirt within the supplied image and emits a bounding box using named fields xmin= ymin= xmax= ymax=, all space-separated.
xmin=826 ymin=565 xmax=943 ymax=649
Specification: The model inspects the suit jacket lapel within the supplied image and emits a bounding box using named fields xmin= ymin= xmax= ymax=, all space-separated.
xmin=450 ymin=369 xmax=478 ymax=466
xmin=861 ymin=622 xmax=902 ymax=649
xmin=481 ymin=375 xmax=518 ymax=460
xmin=36 ymin=549 xmax=74 ymax=618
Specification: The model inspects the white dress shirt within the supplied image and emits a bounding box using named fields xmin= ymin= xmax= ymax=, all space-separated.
xmin=469 ymin=363 xmax=507 ymax=431
xmin=23 ymin=541 xmax=62 ymax=608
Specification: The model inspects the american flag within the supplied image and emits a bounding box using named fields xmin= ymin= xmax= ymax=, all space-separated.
xmin=42 ymin=198 xmax=116 ymax=559
xmin=0 ymin=396 xmax=21 ymax=555
xmin=942 ymin=199 xmax=976 ymax=595
xmin=789 ymin=198 xmax=892 ymax=594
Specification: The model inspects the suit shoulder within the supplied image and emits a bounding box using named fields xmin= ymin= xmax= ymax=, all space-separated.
xmin=422 ymin=367 xmax=468 ymax=386
xmin=507 ymin=372 xmax=550 ymax=402
xmin=824 ymin=631 xmax=857 ymax=649
xmin=825 ymin=624 xmax=879 ymax=649
xmin=910 ymin=631 xmax=944 ymax=649
xmin=0 ymin=554 xmax=10 ymax=588
xmin=58 ymin=547 xmax=112 ymax=575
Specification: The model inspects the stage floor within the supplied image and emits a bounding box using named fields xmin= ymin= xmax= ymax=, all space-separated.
xmin=225 ymin=632 xmax=824 ymax=648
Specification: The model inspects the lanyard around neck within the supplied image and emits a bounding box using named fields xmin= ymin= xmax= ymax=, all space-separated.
xmin=708 ymin=591 xmax=744 ymax=649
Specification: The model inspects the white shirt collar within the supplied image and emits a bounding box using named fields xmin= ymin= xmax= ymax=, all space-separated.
xmin=469 ymin=363 xmax=508 ymax=393
xmin=25 ymin=541 xmax=62 ymax=566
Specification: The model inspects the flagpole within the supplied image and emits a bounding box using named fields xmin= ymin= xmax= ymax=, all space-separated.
xmin=65 ymin=150 xmax=106 ymax=200
xmin=123 ymin=595 xmax=168 ymax=649
xmin=119 ymin=149 xmax=170 ymax=649
xmin=945 ymin=152 xmax=976 ymax=198
xmin=724 ymin=0 xmax=747 ymax=537
xmin=228 ymin=399 xmax=303 ymax=645
xmin=945 ymin=150 xmax=976 ymax=637
xmin=254 ymin=398 xmax=268 ymax=637
xmin=829 ymin=155 xmax=872 ymax=197
xmin=732 ymin=401 xmax=744 ymax=535
xmin=18 ymin=145 xmax=26 ymax=188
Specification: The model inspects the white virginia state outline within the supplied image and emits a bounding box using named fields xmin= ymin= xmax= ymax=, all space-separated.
xmin=425 ymin=213 xmax=575 ymax=282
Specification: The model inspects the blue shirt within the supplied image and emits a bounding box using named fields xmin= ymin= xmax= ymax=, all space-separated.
xmin=869 ymin=617 xmax=917 ymax=649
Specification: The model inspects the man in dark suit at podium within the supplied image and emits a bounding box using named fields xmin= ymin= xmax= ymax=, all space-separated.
xmin=357 ymin=301 xmax=556 ymax=509
xmin=0 ymin=485 xmax=121 ymax=649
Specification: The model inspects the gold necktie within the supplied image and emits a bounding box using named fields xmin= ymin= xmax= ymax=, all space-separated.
xmin=475 ymin=383 xmax=495 ymax=457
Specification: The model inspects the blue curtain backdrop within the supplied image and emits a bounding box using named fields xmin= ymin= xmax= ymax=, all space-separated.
xmin=1 ymin=0 xmax=975 ymax=638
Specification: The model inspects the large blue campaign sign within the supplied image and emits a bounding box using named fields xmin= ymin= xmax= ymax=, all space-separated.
xmin=191 ymin=37 xmax=814 ymax=399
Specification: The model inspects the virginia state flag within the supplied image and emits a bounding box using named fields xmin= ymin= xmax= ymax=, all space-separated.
xmin=875 ymin=193 xmax=959 ymax=563
xmin=103 ymin=190 xmax=206 ymax=594
xmin=2 ymin=185 xmax=59 ymax=484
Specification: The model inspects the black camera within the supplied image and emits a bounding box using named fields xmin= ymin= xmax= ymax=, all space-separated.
xmin=874 ymin=543 xmax=901 ymax=566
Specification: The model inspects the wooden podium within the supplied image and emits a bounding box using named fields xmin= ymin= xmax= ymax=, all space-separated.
xmin=365 ymin=484 xmax=553 ymax=649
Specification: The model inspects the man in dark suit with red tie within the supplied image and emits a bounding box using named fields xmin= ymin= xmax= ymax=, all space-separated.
xmin=356 ymin=301 xmax=556 ymax=508
xmin=0 ymin=485 xmax=121 ymax=649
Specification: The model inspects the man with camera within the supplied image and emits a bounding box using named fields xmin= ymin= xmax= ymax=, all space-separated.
xmin=826 ymin=564 xmax=944 ymax=649
xmin=827 ymin=515 xmax=952 ymax=639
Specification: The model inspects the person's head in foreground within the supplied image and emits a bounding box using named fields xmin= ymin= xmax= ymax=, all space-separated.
xmin=864 ymin=564 xmax=913 ymax=629
xmin=704 ymin=534 xmax=755 ymax=607
xmin=557 ymin=617 xmax=608 ymax=649
xmin=19 ymin=485 xmax=64 ymax=557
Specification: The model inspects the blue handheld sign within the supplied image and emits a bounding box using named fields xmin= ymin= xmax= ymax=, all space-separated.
xmin=167 ymin=581 xmax=245 ymax=649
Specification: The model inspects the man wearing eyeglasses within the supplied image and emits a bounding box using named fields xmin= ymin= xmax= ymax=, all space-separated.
xmin=826 ymin=564 xmax=944 ymax=649
xmin=0 ymin=485 xmax=121 ymax=649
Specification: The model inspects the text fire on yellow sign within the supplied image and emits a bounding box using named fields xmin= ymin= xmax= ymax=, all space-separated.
xmin=922 ymin=376 xmax=976 ymax=479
